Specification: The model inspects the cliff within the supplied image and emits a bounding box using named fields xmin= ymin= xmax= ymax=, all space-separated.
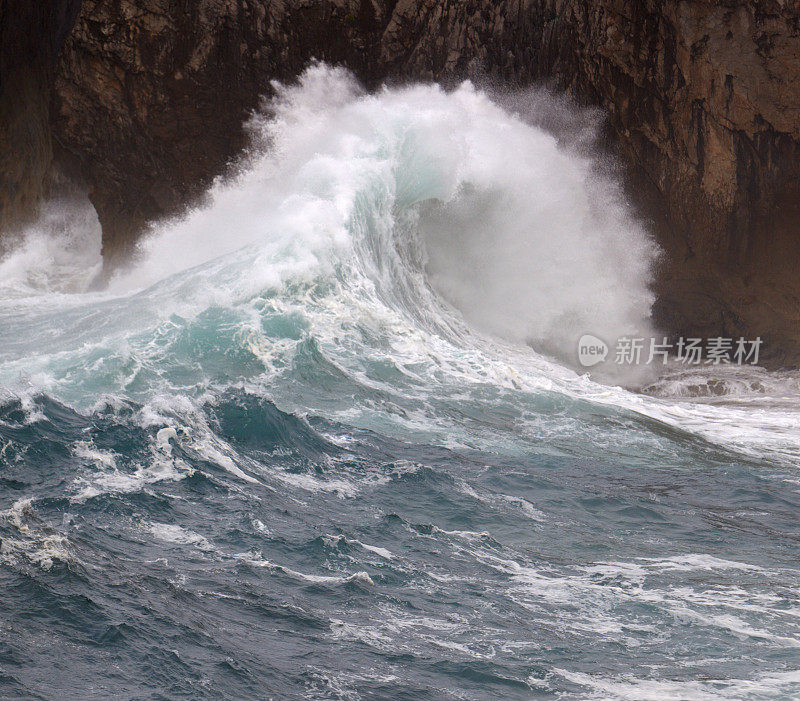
xmin=49 ymin=0 xmax=400 ymax=264
xmin=0 ymin=0 xmax=81 ymax=235
xmin=524 ymin=1 xmax=800 ymax=366
xmin=2 ymin=0 xmax=799 ymax=364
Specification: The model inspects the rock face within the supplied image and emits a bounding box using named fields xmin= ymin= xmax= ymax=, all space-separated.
xmin=2 ymin=0 xmax=800 ymax=363
xmin=521 ymin=1 xmax=800 ymax=365
xmin=0 ymin=0 xmax=81 ymax=235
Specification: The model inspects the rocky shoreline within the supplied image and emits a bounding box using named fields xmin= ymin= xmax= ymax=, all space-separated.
xmin=1 ymin=0 xmax=799 ymax=365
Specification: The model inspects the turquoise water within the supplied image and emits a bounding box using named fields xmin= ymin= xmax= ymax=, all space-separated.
xmin=2 ymin=65 xmax=800 ymax=699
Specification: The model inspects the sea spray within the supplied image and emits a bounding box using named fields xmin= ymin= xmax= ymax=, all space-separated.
xmin=102 ymin=65 xmax=658 ymax=382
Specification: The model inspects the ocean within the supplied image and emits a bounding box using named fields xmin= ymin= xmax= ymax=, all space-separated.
xmin=2 ymin=65 xmax=800 ymax=699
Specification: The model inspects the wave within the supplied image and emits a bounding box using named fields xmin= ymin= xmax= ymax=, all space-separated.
xmin=0 ymin=63 xmax=798 ymax=469
xmin=0 ymin=189 xmax=102 ymax=297
xmin=111 ymin=64 xmax=659 ymax=372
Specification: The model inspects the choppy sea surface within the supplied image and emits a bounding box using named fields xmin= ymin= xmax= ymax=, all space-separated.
xmin=2 ymin=66 xmax=800 ymax=699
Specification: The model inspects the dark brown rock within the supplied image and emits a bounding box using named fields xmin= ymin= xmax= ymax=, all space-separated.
xmin=516 ymin=1 xmax=800 ymax=367
xmin=0 ymin=0 xmax=81 ymax=236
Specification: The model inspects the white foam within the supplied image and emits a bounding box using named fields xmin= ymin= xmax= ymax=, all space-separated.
xmin=323 ymin=534 xmax=395 ymax=560
xmin=234 ymin=551 xmax=374 ymax=586
xmin=458 ymin=482 xmax=547 ymax=522
xmin=554 ymin=668 xmax=800 ymax=700
xmin=0 ymin=192 xmax=102 ymax=298
xmin=189 ymin=434 xmax=259 ymax=484
xmin=354 ymin=541 xmax=394 ymax=560
xmin=71 ymin=438 xmax=193 ymax=502
xmin=149 ymin=523 xmax=213 ymax=551
xmin=0 ymin=498 xmax=73 ymax=570
xmin=273 ymin=471 xmax=361 ymax=498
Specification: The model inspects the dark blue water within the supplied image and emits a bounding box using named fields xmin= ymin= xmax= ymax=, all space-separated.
xmin=3 ymin=392 xmax=800 ymax=699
